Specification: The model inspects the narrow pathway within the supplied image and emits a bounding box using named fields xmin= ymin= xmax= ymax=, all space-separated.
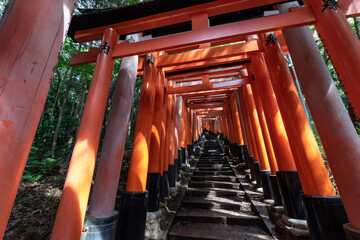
xmin=169 ymin=134 xmax=273 ymax=240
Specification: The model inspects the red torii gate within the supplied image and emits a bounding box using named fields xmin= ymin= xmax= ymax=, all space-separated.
xmin=1 ymin=0 xmax=360 ymax=239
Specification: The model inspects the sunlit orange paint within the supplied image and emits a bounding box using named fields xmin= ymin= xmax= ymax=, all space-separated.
xmin=165 ymin=94 xmax=175 ymax=165
xmin=251 ymin=52 xmax=296 ymax=171
xmin=242 ymin=85 xmax=270 ymax=170
xmin=238 ymin=88 xmax=259 ymax=161
xmin=262 ymin=34 xmax=335 ymax=196
xmin=186 ymin=106 xmax=192 ymax=145
xmin=180 ymin=97 xmax=187 ymax=148
xmin=230 ymin=93 xmax=244 ymax=145
xmin=173 ymin=95 xmax=179 ymax=159
xmin=225 ymin=106 xmax=235 ymax=143
xmin=148 ymin=69 xmax=165 ymax=173
xmin=250 ymin=76 xmax=278 ymax=174
xmin=0 ymin=0 xmax=76 ymax=237
xmin=126 ymin=53 xmax=158 ymax=192
xmin=52 ymin=28 xmax=118 ymax=239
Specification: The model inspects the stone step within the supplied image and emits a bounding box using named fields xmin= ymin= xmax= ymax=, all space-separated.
xmin=175 ymin=208 xmax=261 ymax=225
xmin=181 ymin=196 xmax=251 ymax=211
xmin=188 ymin=181 xmax=240 ymax=190
xmin=196 ymin=163 xmax=230 ymax=168
xmin=196 ymin=167 xmax=232 ymax=171
xmin=186 ymin=187 xmax=244 ymax=197
xmin=199 ymin=156 xmax=224 ymax=160
xmin=193 ymin=170 xmax=234 ymax=176
xmin=191 ymin=175 xmax=237 ymax=183
xmin=198 ymin=160 xmax=229 ymax=165
xmin=169 ymin=222 xmax=271 ymax=240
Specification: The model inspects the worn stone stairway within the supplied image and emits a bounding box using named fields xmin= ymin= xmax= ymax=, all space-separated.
xmin=169 ymin=136 xmax=274 ymax=240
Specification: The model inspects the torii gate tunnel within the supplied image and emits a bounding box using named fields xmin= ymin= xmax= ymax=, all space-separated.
xmin=1 ymin=0 xmax=360 ymax=239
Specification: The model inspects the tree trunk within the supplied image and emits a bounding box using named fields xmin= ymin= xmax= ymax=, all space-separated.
xmin=51 ymin=70 xmax=73 ymax=158
xmin=67 ymin=83 xmax=88 ymax=150
xmin=38 ymin=105 xmax=46 ymax=127
xmin=354 ymin=17 xmax=360 ymax=39
xmin=49 ymin=68 xmax=69 ymax=121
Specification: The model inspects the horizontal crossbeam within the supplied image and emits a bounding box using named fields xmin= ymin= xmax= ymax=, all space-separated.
xmin=74 ymin=0 xmax=292 ymax=43
xmin=157 ymin=40 xmax=258 ymax=68
xmin=112 ymin=7 xmax=315 ymax=58
xmin=167 ymin=78 xmax=248 ymax=94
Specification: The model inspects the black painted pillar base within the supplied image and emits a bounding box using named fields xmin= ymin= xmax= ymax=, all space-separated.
xmin=161 ymin=171 xmax=170 ymax=199
xmin=253 ymin=162 xmax=262 ymax=188
xmin=260 ymin=170 xmax=273 ymax=199
xmin=146 ymin=172 xmax=161 ymax=212
xmin=243 ymin=146 xmax=250 ymax=169
xmin=187 ymin=144 xmax=193 ymax=157
xmin=276 ymin=170 xmax=306 ymax=219
xmin=231 ymin=143 xmax=237 ymax=157
xmin=178 ymin=149 xmax=183 ymax=165
xmin=174 ymin=158 xmax=180 ymax=181
xmin=270 ymin=175 xmax=283 ymax=206
xmin=249 ymin=156 xmax=256 ymax=180
xmin=116 ymin=191 xmax=148 ymax=240
xmin=236 ymin=145 xmax=245 ymax=163
xmin=180 ymin=147 xmax=186 ymax=164
xmin=182 ymin=147 xmax=187 ymax=165
xmin=344 ymin=223 xmax=360 ymax=240
xmin=81 ymin=211 xmax=118 ymax=240
xmin=168 ymin=164 xmax=176 ymax=187
xmin=302 ymin=195 xmax=348 ymax=240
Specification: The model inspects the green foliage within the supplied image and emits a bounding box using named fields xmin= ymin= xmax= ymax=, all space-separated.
xmin=24 ymin=226 xmax=37 ymax=235
xmin=310 ymin=18 xmax=360 ymax=138
xmin=10 ymin=0 xmax=144 ymax=181
xmin=0 ymin=0 xmax=10 ymax=20
xmin=53 ymin=175 xmax=65 ymax=181
xmin=48 ymin=190 xmax=57 ymax=200
xmin=15 ymin=192 xmax=26 ymax=203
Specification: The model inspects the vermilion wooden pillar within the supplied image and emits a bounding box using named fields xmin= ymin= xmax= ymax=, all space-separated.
xmin=278 ymin=4 xmax=360 ymax=236
xmin=251 ymin=53 xmax=296 ymax=172
xmin=252 ymin=50 xmax=306 ymax=216
xmin=241 ymin=85 xmax=270 ymax=171
xmin=249 ymin=67 xmax=279 ymax=199
xmin=219 ymin=116 xmax=223 ymax=133
xmin=225 ymin=107 xmax=233 ymax=143
xmin=52 ymin=28 xmax=118 ymax=239
xmin=173 ymin=96 xmax=180 ymax=158
xmin=0 ymin=0 xmax=76 ymax=237
xmin=173 ymin=96 xmax=181 ymax=182
xmin=117 ymin=53 xmax=157 ymax=239
xmin=234 ymin=91 xmax=248 ymax=145
xmin=230 ymin=93 xmax=244 ymax=145
xmin=249 ymin=73 xmax=278 ymax=174
xmin=180 ymin=97 xmax=187 ymax=148
xmin=178 ymin=96 xmax=187 ymax=166
xmin=165 ymin=93 xmax=177 ymax=187
xmin=186 ymin=106 xmax=193 ymax=155
xmin=192 ymin=110 xmax=197 ymax=141
xmin=238 ymin=89 xmax=258 ymax=160
xmin=147 ymin=66 xmax=166 ymax=212
xmin=159 ymin=71 xmax=170 ymax=198
xmin=221 ymin=114 xmax=228 ymax=139
xmin=304 ymin=0 xmax=360 ymax=120
xmin=88 ymin=34 xmax=141 ymax=217
xmin=165 ymin=94 xmax=174 ymax=165
xmin=262 ymin=34 xmax=335 ymax=197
